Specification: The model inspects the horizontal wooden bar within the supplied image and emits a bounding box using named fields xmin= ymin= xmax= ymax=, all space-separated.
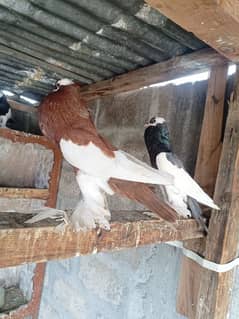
xmin=0 ymin=211 xmax=204 ymax=268
xmin=0 ymin=187 xmax=49 ymax=200
xmin=0 ymin=127 xmax=53 ymax=147
xmin=8 ymin=99 xmax=38 ymax=114
xmin=80 ymin=49 xmax=228 ymax=100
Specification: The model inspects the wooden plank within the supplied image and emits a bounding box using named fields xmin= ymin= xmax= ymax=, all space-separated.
xmin=146 ymin=0 xmax=239 ymax=62
xmin=0 ymin=211 xmax=203 ymax=268
xmin=8 ymin=99 xmax=38 ymax=114
xmin=193 ymin=71 xmax=239 ymax=319
xmin=0 ymin=128 xmax=56 ymax=151
xmin=177 ymin=64 xmax=228 ymax=317
xmin=0 ymin=187 xmax=49 ymax=200
xmin=80 ymin=49 xmax=227 ymax=100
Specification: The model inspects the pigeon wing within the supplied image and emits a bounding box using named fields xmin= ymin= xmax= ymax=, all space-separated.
xmin=156 ymin=152 xmax=219 ymax=209
xmin=59 ymin=128 xmax=173 ymax=186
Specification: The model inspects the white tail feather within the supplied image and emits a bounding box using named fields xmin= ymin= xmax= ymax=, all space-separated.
xmin=24 ymin=207 xmax=67 ymax=224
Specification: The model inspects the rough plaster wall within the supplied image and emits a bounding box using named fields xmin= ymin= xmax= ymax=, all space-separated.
xmin=39 ymin=81 xmax=208 ymax=319
xmin=39 ymin=245 xmax=183 ymax=319
xmin=0 ymin=138 xmax=54 ymax=188
xmin=229 ymin=268 xmax=239 ymax=319
xmin=0 ymin=264 xmax=35 ymax=302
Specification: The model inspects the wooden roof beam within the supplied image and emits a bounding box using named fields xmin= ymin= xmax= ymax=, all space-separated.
xmin=80 ymin=49 xmax=227 ymax=100
xmin=146 ymin=0 xmax=239 ymax=62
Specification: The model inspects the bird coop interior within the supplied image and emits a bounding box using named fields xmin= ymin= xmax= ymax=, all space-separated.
xmin=0 ymin=1 xmax=239 ymax=319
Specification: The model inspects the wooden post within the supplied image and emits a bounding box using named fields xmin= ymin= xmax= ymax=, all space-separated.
xmin=177 ymin=64 xmax=228 ymax=317
xmin=194 ymin=70 xmax=239 ymax=318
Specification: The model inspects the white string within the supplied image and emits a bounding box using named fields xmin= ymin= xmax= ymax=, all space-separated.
xmin=166 ymin=241 xmax=239 ymax=273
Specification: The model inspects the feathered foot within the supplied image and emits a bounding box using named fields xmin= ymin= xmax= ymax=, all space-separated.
xmin=70 ymin=200 xmax=111 ymax=232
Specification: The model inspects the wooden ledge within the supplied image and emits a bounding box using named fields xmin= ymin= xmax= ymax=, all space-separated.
xmin=0 ymin=188 xmax=49 ymax=200
xmin=0 ymin=211 xmax=203 ymax=268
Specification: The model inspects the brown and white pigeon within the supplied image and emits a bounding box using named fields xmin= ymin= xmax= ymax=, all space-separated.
xmin=144 ymin=116 xmax=220 ymax=232
xmin=33 ymin=79 xmax=178 ymax=231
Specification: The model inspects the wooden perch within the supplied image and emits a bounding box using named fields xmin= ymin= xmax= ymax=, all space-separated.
xmin=0 ymin=188 xmax=49 ymax=200
xmin=0 ymin=211 xmax=203 ymax=268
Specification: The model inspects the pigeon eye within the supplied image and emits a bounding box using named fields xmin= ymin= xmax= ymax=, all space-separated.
xmin=53 ymin=82 xmax=60 ymax=92
xmin=149 ymin=117 xmax=156 ymax=124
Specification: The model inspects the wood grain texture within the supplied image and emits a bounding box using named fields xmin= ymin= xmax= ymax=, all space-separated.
xmin=194 ymin=73 xmax=239 ymax=319
xmin=0 ymin=211 xmax=203 ymax=268
xmin=0 ymin=187 xmax=49 ymax=199
xmin=8 ymin=99 xmax=38 ymax=114
xmin=194 ymin=65 xmax=228 ymax=196
xmin=177 ymin=65 xmax=228 ymax=318
xmin=146 ymin=0 xmax=239 ymax=61
xmin=80 ymin=49 xmax=227 ymax=100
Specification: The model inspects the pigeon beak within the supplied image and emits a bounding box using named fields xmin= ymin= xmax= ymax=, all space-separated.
xmin=144 ymin=122 xmax=150 ymax=128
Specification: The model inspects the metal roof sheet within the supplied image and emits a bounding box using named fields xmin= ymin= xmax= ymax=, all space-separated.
xmin=0 ymin=0 xmax=206 ymax=104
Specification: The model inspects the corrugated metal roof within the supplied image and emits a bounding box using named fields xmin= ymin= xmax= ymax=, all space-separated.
xmin=0 ymin=0 xmax=206 ymax=104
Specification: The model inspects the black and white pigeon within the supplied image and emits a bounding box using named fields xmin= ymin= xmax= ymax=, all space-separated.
xmin=0 ymin=93 xmax=12 ymax=128
xmin=144 ymin=116 xmax=220 ymax=232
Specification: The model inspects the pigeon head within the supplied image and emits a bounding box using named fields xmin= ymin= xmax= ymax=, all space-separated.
xmin=0 ymin=94 xmax=12 ymax=128
xmin=144 ymin=116 xmax=171 ymax=167
xmin=144 ymin=117 xmax=170 ymax=145
xmin=54 ymin=78 xmax=74 ymax=91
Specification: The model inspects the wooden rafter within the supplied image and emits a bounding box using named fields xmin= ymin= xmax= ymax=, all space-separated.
xmin=146 ymin=0 xmax=239 ymax=62
xmin=0 ymin=211 xmax=203 ymax=268
xmin=80 ymin=49 xmax=227 ymax=101
xmin=177 ymin=64 xmax=228 ymax=318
